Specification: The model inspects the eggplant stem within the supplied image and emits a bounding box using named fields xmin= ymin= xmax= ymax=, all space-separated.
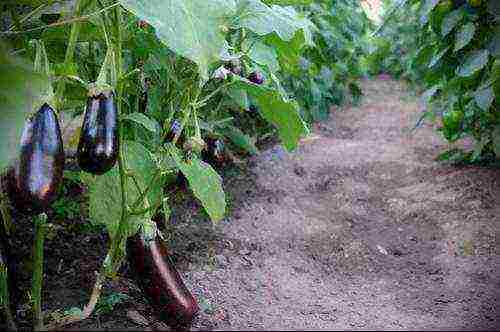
xmin=0 ymin=264 xmax=16 ymax=331
xmin=32 ymin=213 xmax=47 ymax=331
xmin=45 ymin=264 xmax=106 ymax=330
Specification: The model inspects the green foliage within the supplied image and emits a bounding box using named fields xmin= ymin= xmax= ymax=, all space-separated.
xmin=281 ymin=0 xmax=373 ymax=122
xmin=372 ymin=0 xmax=499 ymax=161
xmin=95 ymin=292 xmax=130 ymax=315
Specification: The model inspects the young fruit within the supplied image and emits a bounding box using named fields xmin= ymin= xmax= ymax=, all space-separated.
xmin=15 ymin=103 xmax=65 ymax=210
xmin=165 ymin=119 xmax=182 ymax=143
xmin=202 ymin=137 xmax=225 ymax=167
xmin=224 ymin=59 xmax=242 ymax=76
xmin=77 ymin=90 xmax=119 ymax=175
xmin=248 ymin=71 xmax=264 ymax=85
xmin=127 ymin=233 xmax=199 ymax=327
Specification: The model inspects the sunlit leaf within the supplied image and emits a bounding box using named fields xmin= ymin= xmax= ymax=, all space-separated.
xmin=0 ymin=43 xmax=49 ymax=171
xmin=231 ymin=78 xmax=308 ymax=151
xmin=119 ymin=0 xmax=236 ymax=80
xmin=454 ymin=22 xmax=475 ymax=52
xmin=474 ymin=87 xmax=494 ymax=111
xmin=166 ymin=144 xmax=226 ymax=223
xmin=456 ymin=49 xmax=490 ymax=77
xmin=441 ymin=9 xmax=463 ymax=37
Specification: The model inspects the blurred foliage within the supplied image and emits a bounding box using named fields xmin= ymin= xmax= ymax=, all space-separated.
xmin=367 ymin=0 xmax=499 ymax=163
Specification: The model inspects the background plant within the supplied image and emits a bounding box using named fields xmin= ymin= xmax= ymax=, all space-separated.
xmin=0 ymin=0 xmax=375 ymax=329
xmin=368 ymin=0 xmax=499 ymax=163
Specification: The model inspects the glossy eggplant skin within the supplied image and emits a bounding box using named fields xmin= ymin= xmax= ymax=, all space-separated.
xmin=77 ymin=91 xmax=119 ymax=175
xmin=15 ymin=103 xmax=65 ymax=211
xmin=127 ymin=234 xmax=199 ymax=327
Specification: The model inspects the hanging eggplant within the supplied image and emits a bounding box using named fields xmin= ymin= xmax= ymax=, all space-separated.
xmin=15 ymin=103 xmax=65 ymax=211
xmin=77 ymin=89 xmax=119 ymax=175
xmin=126 ymin=233 xmax=199 ymax=327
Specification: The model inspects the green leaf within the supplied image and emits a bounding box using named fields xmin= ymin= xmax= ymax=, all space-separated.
xmin=456 ymin=49 xmax=490 ymax=77
xmin=220 ymin=125 xmax=259 ymax=155
xmin=419 ymin=0 xmax=440 ymax=25
xmin=441 ymin=9 xmax=463 ymax=37
xmin=245 ymin=39 xmax=280 ymax=72
xmin=166 ymin=144 xmax=226 ymax=223
xmin=227 ymin=88 xmax=250 ymax=109
xmin=262 ymin=0 xmax=312 ymax=4
xmin=454 ymin=22 xmax=475 ymax=52
xmin=265 ymin=30 xmax=306 ymax=74
xmin=428 ymin=46 xmax=450 ymax=68
xmin=83 ymin=141 xmax=162 ymax=240
xmin=123 ymin=112 xmax=159 ymax=133
xmin=421 ymin=85 xmax=440 ymax=104
xmin=231 ymin=78 xmax=308 ymax=151
xmin=235 ymin=1 xmax=313 ymax=43
xmin=493 ymin=125 xmax=500 ymax=158
xmin=474 ymin=87 xmax=494 ymax=111
xmin=119 ymin=0 xmax=236 ymax=80
xmin=0 ymin=43 xmax=49 ymax=171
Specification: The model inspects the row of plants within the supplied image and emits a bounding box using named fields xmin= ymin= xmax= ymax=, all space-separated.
xmin=0 ymin=0 xmax=373 ymax=330
xmin=367 ymin=0 xmax=499 ymax=163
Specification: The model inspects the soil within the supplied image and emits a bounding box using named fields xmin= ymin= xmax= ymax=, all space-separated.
xmin=3 ymin=78 xmax=499 ymax=331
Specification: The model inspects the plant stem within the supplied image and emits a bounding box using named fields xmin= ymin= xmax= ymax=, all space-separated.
xmin=32 ymin=213 xmax=47 ymax=331
xmin=0 ymin=181 xmax=13 ymax=236
xmin=55 ymin=0 xmax=87 ymax=109
xmin=0 ymin=265 xmax=16 ymax=331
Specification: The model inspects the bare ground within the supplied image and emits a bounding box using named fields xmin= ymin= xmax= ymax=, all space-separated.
xmin=5 ymin=78 xmax=500 ymax=330
xmin=181 ymin=78 xmax=500 ymax=331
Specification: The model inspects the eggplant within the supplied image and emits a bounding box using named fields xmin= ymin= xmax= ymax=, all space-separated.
xmin=248 ymin=71 xmax=264 ymax=85
xmin=202 ymin=137 xmax=225 ymax=167
xmin=15 ymin=103 xmax=65 ymax=211
xmin=77 ymin=90 xmax=119 ymax=175
xmin=164 ymin=119 xmax=182 ymax=144
xmin=224 ymin=59 xmax=242 ymax=76
xmin=126 ymin=234 xmax=199 ymax=327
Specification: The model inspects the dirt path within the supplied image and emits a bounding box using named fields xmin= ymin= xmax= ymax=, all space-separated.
xmin=179 ymin=79 xmax=500 ymax=331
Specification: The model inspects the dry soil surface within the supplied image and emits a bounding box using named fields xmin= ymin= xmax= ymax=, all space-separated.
xmin=180 ymin=78 xmax=500 ymax=331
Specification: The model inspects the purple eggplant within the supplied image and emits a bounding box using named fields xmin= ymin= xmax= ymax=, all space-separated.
xmin=15 ymin=103 xmax=65 ymax=211
xmin=77 ymin=90 xmax=119 ymax=175
xmin=127 ymin=233 xmax=199 ymax=327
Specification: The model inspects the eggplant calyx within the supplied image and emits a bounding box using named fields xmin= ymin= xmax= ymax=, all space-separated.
xmin=87 ymin=83 xmax=114 ymax=98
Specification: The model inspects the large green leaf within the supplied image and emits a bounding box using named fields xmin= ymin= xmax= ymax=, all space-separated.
xmin=231 ymin=78 xmax=308 ymax=151
xmin=419 ymin=0 xmax=440 ymax=25
xmin=493 ymin=125 xmax=500 ymax=158
xmin=123 ymin=112 xmax=159 ymax=133
xmin=265 ymin=30 xmax=306 ymax=74
xmin=245 ymin=39 xmax=280 ymax=72
xmin=235 ymin=1 xmax=313 ymax=44
xmin=220 ymin=125 xmax=259 ymax=155
xmin=83 ymin=141 xmax=162 ymax=240
xmin=166 ymin=144 xmax=226 ymax=223
xmin=474 ymin=87 xmax=494 ymax=111
xmin=428 ymin=46 xmax=450 ymax=68
xmin=441 ymin=9 xmax=463 ymax=37
xmin=119 ymin=0 xmax=236 ymax=80
xmin=454 ymin=22 xmax=475 ymax=52
xmin=456 ymin=49 xmax=490 ymax=77
xmin=0 ymin=43 xmax=49 ymax=171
